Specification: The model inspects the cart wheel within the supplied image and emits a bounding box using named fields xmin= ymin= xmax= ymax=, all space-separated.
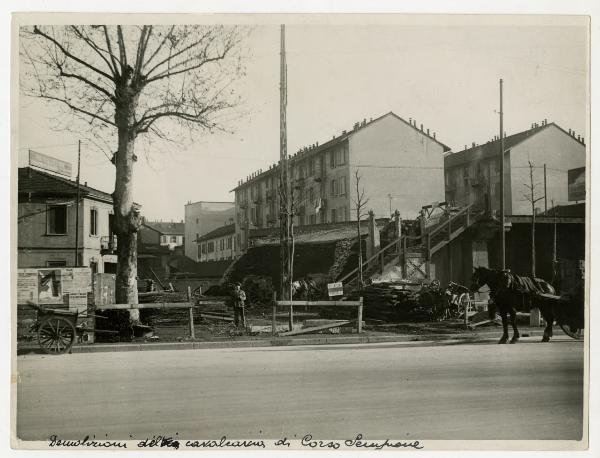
xmin=37 ymin=316 xmax=76 ymax=354
xmin=559 ymin=323 xmax=584 ymax=341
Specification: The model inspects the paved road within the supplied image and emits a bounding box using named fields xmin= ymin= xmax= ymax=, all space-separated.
xmin=16 ymin=339 xmax=583 ymax=442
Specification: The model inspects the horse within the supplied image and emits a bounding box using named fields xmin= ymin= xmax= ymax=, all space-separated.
xmin=470 ymin=266 xmax=557 ymax=344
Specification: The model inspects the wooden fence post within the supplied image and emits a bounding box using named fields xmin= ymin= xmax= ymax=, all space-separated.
xmin=272 ymin=291 xmax=277 ymax=337
xmin=187 ymin=286 xmax=195 ymax=339
xmin=288 ymin=300 xmax=294 ymax=332
xmin=357 ymin=297 xmax=363 ymax=334
xmin=464 ymin=294 xmax=469 ymax=328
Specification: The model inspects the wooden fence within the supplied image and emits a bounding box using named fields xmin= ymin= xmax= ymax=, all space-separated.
xmin=273 ymin=295 xmax=364 ymax=336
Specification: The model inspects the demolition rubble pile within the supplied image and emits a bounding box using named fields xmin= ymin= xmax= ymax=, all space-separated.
xmin=346 ymin=280 xmax=447 ymax=322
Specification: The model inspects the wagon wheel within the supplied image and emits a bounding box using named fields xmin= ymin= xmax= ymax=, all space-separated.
xmin=37 ymin=316 xmax=76 ymax=354
xmin=559 ymin=323 xmax=584 ymax=341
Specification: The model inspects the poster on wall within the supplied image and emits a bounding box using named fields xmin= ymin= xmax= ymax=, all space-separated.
xmin=17 ymin=267 xmax=92 ymax=309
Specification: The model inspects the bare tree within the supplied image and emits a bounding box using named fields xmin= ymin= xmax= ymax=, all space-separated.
xmin=352 ymin=170 xmax=370 ymax=289
xmin=522 ymin=161 xmax=544 ymax=276
xmin=20 ymin=25 xmax=247 ymax=317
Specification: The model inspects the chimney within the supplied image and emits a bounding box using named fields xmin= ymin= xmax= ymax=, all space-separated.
xmin=354 ymin=122 xmax=360 ymax=130
xmin=464 ymin=145 xmax=467 ymax=150
xmin=568 ymin=129 xmax=572 ymax=135
xmin=433 ymin=132 xmax=436 ymax=139
xmin=342 ymin=130 xmax=347 ymax=135
xmin=316 ymin=141 xmax=319 ymax=146
xmin=577 ymin=135 xmax=581 ymax=142
xmin=544 ymin=118 xmax=548 ymax=125
xmin=420 ymin=124 xmax=423 ymax=131
xmin=472 ymin=142 xmax=476 ymax=148
xmin=582 ymin=137 xmax=585 ymax=144
xmin=409 ymin=117 xmax=412 ymax=124
xmin=427 ymin=128 xmax=430 ymax=136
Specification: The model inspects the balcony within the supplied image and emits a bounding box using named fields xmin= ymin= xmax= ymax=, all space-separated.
xmin=313 ymin=170 xmax=324 ymax=182
xmin=252 ymin=195 xmax=263 ymax=205
xmin=100 ymin=235 xmax=117 ymax=253
xmin=238 ymin=201 xmax=248 ymax=209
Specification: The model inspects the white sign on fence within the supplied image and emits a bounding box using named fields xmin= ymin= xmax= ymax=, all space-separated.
xmin=327 ymin=282 xmax=344 ymax=297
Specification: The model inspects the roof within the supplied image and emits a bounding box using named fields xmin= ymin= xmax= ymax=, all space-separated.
xmin=18 ymin=167 xmax=113 ymax=203
xmin=542 ymin=202 xmax=585 ymax=218
xmin=144 ymin=221 xmax=184 ymax=235
xmin=231 ymin=111 xmax=450 ymax=191
xmin=252 ymin=222 xmax=369 ymax=246
xmin=197 ymin=223 xmax=236 ymax=242
xmin=168 ymin=256 xmax=232 ymax=278
xmin=444 ymin=122 xmax=584 ymax=168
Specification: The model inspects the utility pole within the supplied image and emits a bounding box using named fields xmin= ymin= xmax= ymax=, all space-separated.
xmin=74 ymin=140 xmax=81 ymax=267
xmin=279 ymin=25 xmax=291 ymax=302
xmin=543 ymin=163 xmax=548 ymax=214
xmin=552 ymin=199 xmax=558 ymax=286
xmin=388 ymin=194 xmax=393 ymax=217
xmin=499 ymin=79 xmax=506 ymax=270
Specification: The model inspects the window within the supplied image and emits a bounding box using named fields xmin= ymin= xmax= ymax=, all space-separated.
xmin=208 ymin=241 xmax=215 ymax=253
xmin=108 ymin=213 xmax=114 ymax=237
xmin=198 ymin=245 xmax=202 ymax=258
xmin=46 ymin=260 xmax=67 ymax=267
xmin=308 ymin=159 xmax=315 ymax=175
xmin=196 ymin=218 xmax=199 ymax=224
xmin=335 ymin=147 xmax=346 ymax=166
xmin=309 ymin=214 xmax=316 ymax=225
xmin=339 ymin=176 xmax=347 ymax=196
xmin=201 ymin=243 xmax=207 ymax=254
xmin=330 ymin=179 xmax=336 ymax=196
xmin=331 ymin=208 xmax=337 ymax=223
xmin=196 ymin=233 xmax=199 ymax=241
xmin=171 ymin=235 xmax=177 ymax=243
xmin=330 ymin=150 xmax=335 ymax=168
xmin=308 ymin=187 xmax=314 ymax=205
xmin=89 ymin=208 xmax=98 ymax=236
xmin=47 ymin=205 xmax=67 ymax=235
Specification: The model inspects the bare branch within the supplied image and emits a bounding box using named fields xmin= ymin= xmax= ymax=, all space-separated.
xmin=142 ymin=25 xmax=175 ymax=70
xmin=70 ymin=26 xmax=117 ymax=78
xmin=102 ymin=25 xmax=120 ymax=76
xmin=32 ymin=26 xmax=114 ymax=81
xmin=116 ymin=26 xmax=128 ymax=70
xmin=37 ymin=94 xmax=116 ymax=127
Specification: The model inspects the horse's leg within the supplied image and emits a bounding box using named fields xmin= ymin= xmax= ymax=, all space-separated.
xmin=498 ymin=309 xmax=509 ymax=344
xmin=509 ymin=307 xmax=520 ymax=343
xmin=541 ymin=305 xmax=553 ymax=342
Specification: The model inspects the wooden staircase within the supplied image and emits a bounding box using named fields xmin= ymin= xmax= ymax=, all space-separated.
xmin=338 ymin=203 xmax=480 ymax=286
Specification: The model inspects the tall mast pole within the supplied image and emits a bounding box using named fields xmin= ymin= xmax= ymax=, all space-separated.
xmin=499 ymin=79 xmax=506 ymax=270
xmin=279 ymin=25 xmax=291 ymax=300
xmin=74 ymin=140 xmax=81 ymax=267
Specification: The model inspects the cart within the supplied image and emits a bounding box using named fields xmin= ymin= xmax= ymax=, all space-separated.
xmin=25 ymin=302 xmax=115 ymax=354
xmin=539 ymin=290 xmax=585 ymax=340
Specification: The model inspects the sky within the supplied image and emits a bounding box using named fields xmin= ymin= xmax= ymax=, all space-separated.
xmin=17 ymin=16 xmax=588 ymax=222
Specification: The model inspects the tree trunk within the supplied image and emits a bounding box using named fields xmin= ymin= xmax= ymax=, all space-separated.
xmin=357 ymin=210 xmax=363 ymax=289
xmin=112 ymin=94 xmax=142 ymax=321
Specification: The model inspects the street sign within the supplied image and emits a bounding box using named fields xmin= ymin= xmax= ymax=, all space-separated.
xmin=29 ymin=150 xmax=72 ymax=178
xmin=327 ymin=282 xmax=343 ymax=297
xmin=567 ymin=167 xmax=585 ymax=202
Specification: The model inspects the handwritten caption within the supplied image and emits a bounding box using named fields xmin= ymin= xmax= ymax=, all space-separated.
xmin=48 ymin=433 xmax=423 ymax=450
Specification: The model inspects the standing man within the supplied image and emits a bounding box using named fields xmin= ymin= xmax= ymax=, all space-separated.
xmin=233 ymin=283 xmax=247 ymax=329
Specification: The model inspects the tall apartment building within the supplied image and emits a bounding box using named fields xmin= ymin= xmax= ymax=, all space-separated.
xmin=232 ymin=112 xmax=450 ymax=254
xmin=444 ymin=120 xmax=586 ymax=215
xmin=183 ymin=201 xmax=235 ymax=261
